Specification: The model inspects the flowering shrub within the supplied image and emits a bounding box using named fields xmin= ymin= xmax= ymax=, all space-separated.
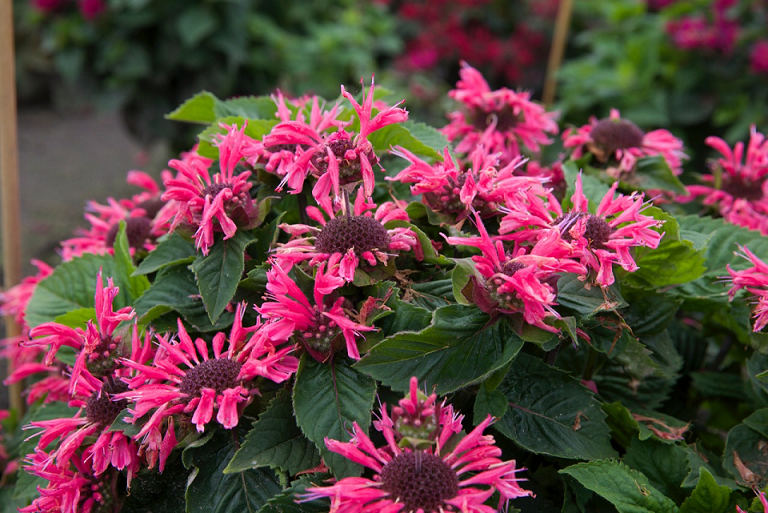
xmin=3 ymin=66 xmax=768 ymax=512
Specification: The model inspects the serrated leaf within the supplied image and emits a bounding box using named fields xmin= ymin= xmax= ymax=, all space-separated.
xmin=407 ymin=279 xmax=454 ymax=310
xmin=679 ymin=468 xmax=732 ymax=513
xmin=375 ymin=299 xmax=432 ymax=337
xmin=258 ymin=475 xmax=332 ymax=513
xmin=560 ymin=460 xmax=679 ymax=513
xmin=368 ymin=121 xmax=447 ymax=161
xmin=355 ymin=305 xmax=524 ymax=395
xmin=53 ymin=307 xmax=96 ymax=329
xmin=603 ymin=402 xmax=689 ymax=448
xmin=166 ymin=91 xmax=218 ymax=124
xmin=556 ymin=273 xmax=627 ymax=317
xmin=723 ymin=408 xmax=768 ymax=485
xmin=25 ymin=253 xmax=123 ymax=329
xmin=185 ymin=431 xmax=282 ymax=513
xmin=215 ymin=95 xmax=278 ymax=120
xmin=473 ymin=386 xmax=508 ymax=424
xmin=494 ymin=353 xmax=617 ymax=460
xmin=225 ymin=390 xmax=320 ymax=475
xmin=113 ymin=221 xmax=151 ymax=301
xmin=621 ymin=155 xmax=687 ymax=195
xmin=191 ymin=231 xmax=253 ymax=324
xmin=134 ymin=265 xmax=234 ymax=332
xmin=624 ymin=437 xmax=689 ymax=503
xmin=293 ymin=358 xmax=376 ymax=479
xmin=134 ymin=232 xmax=196 ymax=276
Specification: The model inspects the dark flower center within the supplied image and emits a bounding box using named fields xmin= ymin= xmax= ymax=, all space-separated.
xmin=590 ymin=118 xmax=645 ymax=155
xmin=300 ymin=313 xmax=341 ymax=358
xmin=311 ymin=139 xmax=378 ymax=184
xmin=86 ymin=380 xmax=129 ymax=427
xmin=134 ymin=197 xmax=165 ymax=219
xmin=179 ymin=358 xmax=242 ymax=398
xmin=86 ymin=334 xmax=122 ymax=378
xmin=722 ymin=174 xmax=765 ymax=202
xmin=472 ymin=105 xmax=522 ymax=132
xmin=554 ymin=212 xmax=612 ymax=249
xmin=105 ymin=216 xmax=153 ymax=250
xmin=380 ymin=451 xmax=459 ymax=512
xmin=315 ymin=215 xmax=390 ymax=257
xmin=202 ymin=182 xmax=233 ymax=199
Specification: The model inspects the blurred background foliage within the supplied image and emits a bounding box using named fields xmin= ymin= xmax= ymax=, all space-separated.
xmin=11 ymin=0 xmax=768 ymax=159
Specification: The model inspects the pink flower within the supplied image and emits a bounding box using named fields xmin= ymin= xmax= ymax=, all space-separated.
xmin=390 ymin=145 xmax=545 ymax=222
xmin=442 ymin=62 xmax=558 ymax=162
xmin=256 ymin=262 xmax=377 ymax=361
xmin=301 ymin=376 xmax=533 ymax=512
xmin=19 ymin=450 xmax=122 ymax=513
xmin=446 ymin=212 xmax=584 ymax=331
xmin=727 ymin=246 xmax=768 ymax=332
xmin=261 ymin=76 xmax=407 ymax=213
xmin=563 ymin=109 xmax=687 ymax=179
xmin=59 ymin=170 xmax=168 ymax=261
xmin=161 ymin=123 xmax=258 ymax=255
xmin=118 ymin=304 xmax=297 ymax=436
xmin=738 ymin=490 xmax=768 ymax=513
xmin=0 ymin=260 xmax=53 ymax=329
xmin=274 ymin=189 xmax=419 ymax=282
xmin=26 ymin=270 xmax=135 ymax=394
xmin=684 ymin=127 xmax=768 ymax=235
xmin=244 ymin=91 xmax=345 ymax=180
xmin=499 ymin=174 xmax=664 ymax=287
xmin=750 ymin=40 xmax=768 ymax=75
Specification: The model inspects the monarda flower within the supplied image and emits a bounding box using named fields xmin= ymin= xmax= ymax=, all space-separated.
xmin=261 ymin=76 xmax=408 ymax=213
xmin=684 ymin=127 xmax=768 ymax=235
xmin=256 ymin=262 xmax=376 ymax=361
xmin=390 ymin=145 xmax=544 ymax=222
xmin=243 ymin=90 xmax=345 ymax=180
xmin=162 ymin=123 xmax=259 ymax=255
xmin=118 ymin=303 xmax=297 ymax=434
xmin=442 ymin=61 xmax=558 ymax=163
xmin=727 ymin=246 xmax=768 ymax=332
xmin=499 ymin=175 xmax=664 ymax=287
xmin=25 ymin=271 xmax=135 ymax=394
xmin=302 ymin=376 xmax=533 ymax=512
xmin=59 ymin=170 xmax=168 ymax=261
xmin=563 ymin=109 xmax=686 ymax=179
xmin=274 ymin=190 xmax=419 ymax=282
xmin=20 ymin=450 xmax=123 ymax=513
xmin=446 ymin=212 xmax=584 ymax=332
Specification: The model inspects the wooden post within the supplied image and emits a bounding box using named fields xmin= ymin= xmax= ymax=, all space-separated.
xmin=543 ymin=0 xmax=574 ymax=107
xmin=0 ymin=0 xmax=25 ymax=415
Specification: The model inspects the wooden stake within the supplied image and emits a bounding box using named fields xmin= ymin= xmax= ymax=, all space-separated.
xmin=0 ymin=0 xmax=25 ymax=415
xmin=543 ymin=0 xmax=574 ymax=107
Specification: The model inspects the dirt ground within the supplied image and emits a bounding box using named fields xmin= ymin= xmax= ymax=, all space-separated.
xmin=0 ymin=107 xmax=170 ymax=409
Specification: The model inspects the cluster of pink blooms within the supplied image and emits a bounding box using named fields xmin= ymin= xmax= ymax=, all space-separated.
xmin=665 ymin=0 xmax=739 ymax=54
xmin=685 ymin=127 xmax=768 ymax=235
xmin=302 ymin=376 xmax=533 ymax=512
xmin=563 ymin=109 xmax=687 ymax=180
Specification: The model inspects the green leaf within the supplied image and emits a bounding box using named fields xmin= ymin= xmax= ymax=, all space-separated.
xmin=563 ymin=161 xmax=611 ymax=211
xmin=450 ymin=258 xmax=479 ymax=306
xmin=375 ymin=299 xmax=432 ymax=337
xmin=406 ymin=279 xmax=454 ymax=310
xmin=560 ymin=460 xmax=680 ymax=513
xmin=723 ymin=408 xmax=768 ymax=485
xmin=624 ymin=437 xmax=689 ymax=503
xmin=368 ymin=121 xmax=448 ymax=161
xmin=108 ymin=408 xmax=145 ymax=438
xmin=384 ymin=220 xmax=449 ymax=265
xmin=225 ymin=390 xmax=320 ymax=475
xmin=679 ymin=468 xmax=732 ymax=513
xmin=603 ymin=402 xmax=690 ymax=448
xmin=53 ymin=307 xmax=96 ymax=329
xmin=621 ymin=155 xmax=687 ymax=195
xmin=134 ymin=265 xmax=234 ymax=332
xmin=293 ymin=358 xmax=376 ymax=479
xmin=25 ymin=253 xmax=122 ymax=329
xmin=185 ymin=431 xmax=282 ymax=513
xmin=134 ymin=232 xmax=197 ymax=276
xmin=556 ymin=273 xmax=627 ymax=318
xmin=355 ymin=305 xmax=524 ymax=395
xmin=258 ymin=476 xmax=332 ymax=513
xmin=494 ymin=353 xmax=617 ymax=460
xmin=473 ymin=385 xmax=508 ymax=424
xmin=191 ymin=231 xmax=253 ymax=324
xmin=167 ymin=91 xmax=218 ymax=124
xmin=113 ymin=220 xmax=151 ymax=301
xmin=215 ymin=95 xmax=278 ymax=120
